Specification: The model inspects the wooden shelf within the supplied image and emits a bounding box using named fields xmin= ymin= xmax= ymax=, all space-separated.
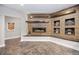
xmin=65 ymin=26 xmax=75 ymax=28
xmin=54 ymin=26 xmax=60 ymax=28
xmin=26 ymin=21 xmax=49 ymax=23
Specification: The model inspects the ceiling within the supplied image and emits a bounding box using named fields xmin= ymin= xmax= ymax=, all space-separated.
xmin=4 ymin=4 xmax=76 ymax=14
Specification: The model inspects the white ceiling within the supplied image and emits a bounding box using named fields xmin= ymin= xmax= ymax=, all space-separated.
xmin=4 ymin=4 xmax=76 ymax=14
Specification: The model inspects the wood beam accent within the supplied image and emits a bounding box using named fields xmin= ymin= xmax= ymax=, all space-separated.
xmin=51 ymin=9 xmax=76 ymax=18
xmin=28 ymin=14 xmax=50 ymax=19
xmin=50 ymin=5 xmax=79 ymax=18
xmin=26 ymin=21 xmax=49 ymax=23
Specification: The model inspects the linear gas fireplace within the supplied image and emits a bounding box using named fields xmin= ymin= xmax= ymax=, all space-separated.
xmin=32 ymin=27 xmax=46 ymax=33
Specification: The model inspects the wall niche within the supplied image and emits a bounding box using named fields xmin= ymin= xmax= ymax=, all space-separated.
xmin=65 ymin=28 xmax=75 ymax=35
xmin=54 ymin=28 xmax=60 ymax=34
xmin=54 ymin=20 xmax=60 ymax=26
xmin=65 ymin=18 xmax=75 ymax=26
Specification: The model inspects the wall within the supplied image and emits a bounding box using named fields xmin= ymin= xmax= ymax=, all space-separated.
xmin=20 ymin=15 xmax=28 ymax=36
xmin=0 ymin=5 xmax=22 ymax=17
xmin=0 ymin=5 xmax=28 ymax=40
xmin=0 ymin=15 xmax=5 ymax=47
xmin=5 ymin=16 xmax=21 ymax=39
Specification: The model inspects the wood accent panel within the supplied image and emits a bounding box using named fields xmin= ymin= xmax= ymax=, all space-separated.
xmin=50 ymin=5 xmax=79 ymax=18
xmin=28 ymin=14 xmax=50 ymax=19
xmin=26 ymin=5 xmax=79 ymax=41
xmin=51 ymin=9 xmax=76 ymax=18
xmin=52 ymin=11 xmax=79 ymax=41
xmin=26 ymin=21 xmax=49 ymax=23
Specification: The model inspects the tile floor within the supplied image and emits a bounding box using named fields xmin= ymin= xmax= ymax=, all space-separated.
xmin=0 ymin=38 xmax=79 ymax=55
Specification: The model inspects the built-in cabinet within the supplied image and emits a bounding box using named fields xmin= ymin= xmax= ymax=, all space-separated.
xmin=65 ymin=18 xmax=75 ymax=35
xmin=51 ymin=5 xmax=79 ymax=41
xmin=52 ymin=15 xmax=79 ymax=41
xmin=54 ymin=20 xmax=60 ymax=34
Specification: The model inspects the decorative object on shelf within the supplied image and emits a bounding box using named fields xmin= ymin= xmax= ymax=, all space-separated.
xmin=54 ymin=20 xmax=60 ymax=26
xmin=54 ymin=28 xmax=60 ymax=34
xmin=8 ymin=22 xmax=15 ymax=32
xmin=65 ymin=28 xmax=75 ymax=35
xmin=65 ymin=18 xmax=75 ymax=26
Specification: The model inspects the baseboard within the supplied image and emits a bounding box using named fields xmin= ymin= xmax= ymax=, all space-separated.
xmin=5 ymin=35 xmax=21 ymax=40
xmin=21 ymin=36 xmax=51 ymax=41
xmin=0 ymin=43 xmax=5 ymax=47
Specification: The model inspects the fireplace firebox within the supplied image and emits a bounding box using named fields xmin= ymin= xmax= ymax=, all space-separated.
xmin=32 ymin=27 xmax=46 ymax=33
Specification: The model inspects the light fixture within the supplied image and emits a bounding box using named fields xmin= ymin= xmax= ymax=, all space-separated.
xmin=65 ymin=9 xmax=75 ymax=14
xmin=65 ymin=10 xmax=71 ymax=13
xmin=20 ymin=4 xmax=24 ymax=6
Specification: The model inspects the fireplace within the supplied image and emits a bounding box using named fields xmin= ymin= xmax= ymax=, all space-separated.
xmin=32 ymin=27 xmax=46 ymax=33
xmin=27 ymin=14 xmax=51 ymax=35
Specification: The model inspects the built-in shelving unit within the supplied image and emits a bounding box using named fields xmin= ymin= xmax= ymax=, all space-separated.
xmin=65 ymin=18 xmax=75 ymax=26
xmin=65 ymin=18 xmax=75 ymax=35
xmin=54 ymin=20 xmax=60 ymax=34
xmin=65 ymin=28 xmax=75 ymax=35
